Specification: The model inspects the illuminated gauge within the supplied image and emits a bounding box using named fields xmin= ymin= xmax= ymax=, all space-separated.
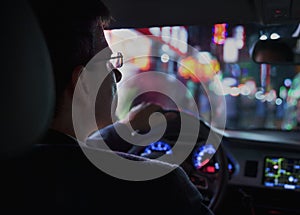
xmin=192 ymin=144 xmax=216 ymax=169
xmin=141 ymin=141 xmax=172 ymax=157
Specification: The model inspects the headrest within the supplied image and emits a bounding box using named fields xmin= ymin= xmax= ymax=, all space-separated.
xmin=0 ymin=0 xmax=54 ymax=159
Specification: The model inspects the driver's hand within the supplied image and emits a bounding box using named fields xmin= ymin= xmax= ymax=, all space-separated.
xmin=119 ymin=102 xmax=177 ymax=133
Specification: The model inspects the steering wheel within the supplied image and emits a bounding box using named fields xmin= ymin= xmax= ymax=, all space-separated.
xmin=127 ymin=110 xmax=228 ymax=213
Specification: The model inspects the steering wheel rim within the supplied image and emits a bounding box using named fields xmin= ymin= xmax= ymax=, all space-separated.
xmin=127 ymin=109 xmax=228 ymax=213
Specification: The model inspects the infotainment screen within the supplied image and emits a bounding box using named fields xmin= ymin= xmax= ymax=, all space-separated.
xmin=263 ymin=157 xmax=300 ymax=190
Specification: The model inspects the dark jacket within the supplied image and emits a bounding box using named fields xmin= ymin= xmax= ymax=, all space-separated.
xmin=2 ymin=129 xmax=214 ymax=215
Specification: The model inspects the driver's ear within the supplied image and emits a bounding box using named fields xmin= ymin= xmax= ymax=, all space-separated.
xmin=71 ymin=65 xmax=84 ymax=90
xmin=67 ymin=65 xmax=89 ymax=98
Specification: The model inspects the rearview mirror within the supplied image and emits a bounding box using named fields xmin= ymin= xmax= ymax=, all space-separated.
xmin=252 ymin=38 xmax=300 ymax=65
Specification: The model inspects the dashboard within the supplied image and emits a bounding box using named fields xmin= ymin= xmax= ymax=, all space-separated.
xmin=133 ymin=122 xmax=300 ymax=213
xmin=136 ymin=129 xmax=300 ymax=191
xmin=221 ymin=130 xmax=300 ymax=192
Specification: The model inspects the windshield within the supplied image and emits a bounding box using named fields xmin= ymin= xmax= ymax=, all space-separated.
xmin=105 ymin=23 xmax=300 ymax=131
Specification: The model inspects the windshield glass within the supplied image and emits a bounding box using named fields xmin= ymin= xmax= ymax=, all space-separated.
xmin=105 ymin=23 xmax=300 ymax=131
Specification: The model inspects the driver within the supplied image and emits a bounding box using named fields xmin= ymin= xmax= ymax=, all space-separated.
xmin=29 ymin=0 xmax=214 ymax=214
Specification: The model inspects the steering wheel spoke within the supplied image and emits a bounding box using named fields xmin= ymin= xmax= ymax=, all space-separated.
xmin=190 ymin=173 xmax=209 ymax=190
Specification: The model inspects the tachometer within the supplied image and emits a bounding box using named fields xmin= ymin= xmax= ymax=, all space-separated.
xmin=192 ymin=144 xmax=216 ymax=169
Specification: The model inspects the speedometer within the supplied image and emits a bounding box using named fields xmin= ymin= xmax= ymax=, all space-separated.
xmin=141 ymin=141 xmax=172 ymax=157
xmin=192 ymin=144 xmax=216 ymax=169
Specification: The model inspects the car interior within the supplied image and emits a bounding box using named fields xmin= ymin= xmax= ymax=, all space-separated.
xmin=2 ymin=0 xmax=300 ymax=215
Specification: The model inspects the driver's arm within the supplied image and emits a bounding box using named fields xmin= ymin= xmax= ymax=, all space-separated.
xmin=87 ymin=103 xmax=176 ymax=152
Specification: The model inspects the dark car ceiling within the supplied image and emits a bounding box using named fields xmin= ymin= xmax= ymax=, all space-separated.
xmin=102 ymin=0 xmax=300 ymax=29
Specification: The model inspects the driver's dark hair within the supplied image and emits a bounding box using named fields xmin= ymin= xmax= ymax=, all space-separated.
xmin=29 ymin=0 xmax=111 ymax=113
